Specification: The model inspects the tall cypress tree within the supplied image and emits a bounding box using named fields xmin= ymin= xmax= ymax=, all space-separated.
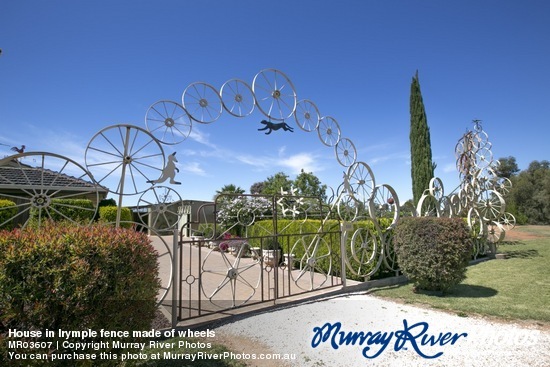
xmin=409 ymin=71 xmax=435 ymax=205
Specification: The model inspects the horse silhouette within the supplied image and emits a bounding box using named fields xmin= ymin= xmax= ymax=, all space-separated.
xmin=258 ymin=120 xmax=294 ymax=135
xmin=148 ymin=152 xmax=181 ymax=185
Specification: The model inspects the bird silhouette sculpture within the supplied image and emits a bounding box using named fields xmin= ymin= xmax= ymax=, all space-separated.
xmin=258 ymin=120 xmax=294 ymax=135
xmin=11 ymin=145 xmax=26 ymax=153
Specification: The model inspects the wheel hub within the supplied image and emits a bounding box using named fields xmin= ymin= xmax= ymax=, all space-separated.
xmin=31 ymin=194 xmax=51 ymax=208
xmin=164 ymin=117 xmax=175 ymax=127
xmin=226 ymin=268 xmax=238 ymax=280
xmin=199 ymin=99 xmax=208 ymax=107
xmin=272 ymin=90 xmax=281 ymax=99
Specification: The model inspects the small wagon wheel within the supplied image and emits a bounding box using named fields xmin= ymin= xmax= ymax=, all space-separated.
xmin=137 ymin=186 xmax=182 ymax=230
xmin=317 ymin=116 xmax=341 ymax=147
xmin=369 ymin=184 xmax=399 ymax=230
xmin=345 ymin=161 xmax=376 ymax=206
xmin=252 ymin=68 xmax=297 ymax=121
xmin=294 ymin=99 xmax=320 ymax=132
xmin=145 ymin=100 xmax=192 ymax=145
xmin=346 ymin=227 xmax=380 ymax=277
xmin=182 ymin=82 xmax=223 ymax=123
xmin=220 ymin=79 xmax=255 ymax=117
xmin=335 ymin=138 xmax=357 ymax=167
xmin=428 ymin=177 xmax=444 ymax=200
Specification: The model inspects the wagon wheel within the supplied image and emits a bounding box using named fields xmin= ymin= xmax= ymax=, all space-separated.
xmin=493 ymin=176 xmax=513 ymax=196
xmin=220 ymin=79 xmax=255 ymax=117
xmin=416 ymin=194 xmax=439 ymax=217
xmin=252 ymin=68 xmax=297 ymax=121
xmin=317 ymin=116 xmax=341 ymax=147
xmin=137 ymin=186 xmax=182 ymax=230
xmin=467 ymin=208 xmax=485 ymax=239
xmin=346 ymin=227 xmax=380 ymax=277
xmin=382 ymin=232 xmax=399 ymax=272
xmin=428 ymin=177 xmax=444 ymax=200
xmin=85 ymin=124 xmax=165 ymax=196
xmin=369 ymin=184 xmax=399 ymax=230
xmin=294 ymin=99 xmax=320 ymax=132
xmin=337 ymin=193 xmax=359 ymax=221
xmin=0 ymin=152 xmax=99 ymax=229
xmin=498 ymin=212 xmax=516 ymax=231
xmin=449 ymin=194 xmax=461 ymax=216
xmin=476 ymin=189 xmax=505 ymax=222
xmin=145 ymin=100 xmax=192 ymax=145
xmin=474 ymin=166 xmax=498 ymax=191
xmin=201 ymin=246 xmax=261 ymax=308
xmin=335 ymin=138 xmax=357 ymax=167
xmin=438 ymin=196 xmax=452 ymax=218
xmin=291 ymin=236 xmax=331 ymax=290
xmin=345 ymin=162 xmax=376 ymax=206
xmin=140 ymin=225 xmax=173 ymax=306
xmin=182 ymin=82 xmax=223 ymax=123
xmin=474 ymin=146 xmax=493 ymax=170
xmin=487 ymin=222 xmax=505 ymax=244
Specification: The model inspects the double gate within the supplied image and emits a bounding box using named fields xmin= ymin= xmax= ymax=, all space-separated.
xmin=174 ymin=193 xmax=345 ymax=323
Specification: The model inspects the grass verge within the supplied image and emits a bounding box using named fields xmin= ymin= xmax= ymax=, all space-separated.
xmin=370 ymin=225 xmax=550 ymax=323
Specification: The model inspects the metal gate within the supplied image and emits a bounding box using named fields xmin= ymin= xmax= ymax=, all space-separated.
xmin=175 ymin=193 xmax=344 ymax=322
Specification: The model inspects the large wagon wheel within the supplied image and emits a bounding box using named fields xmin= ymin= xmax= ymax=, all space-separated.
xmin=369 ymin=184 xmax=399 ymax=230
xmin=317 ymin=116 xmax=341 ymax=147
xmin=85 ymin=124 xmax=165 ymax=196
xmin=335 ymin=138 xmax=357 ymax=167
xmin=0 ymin=152 xmax=99 ymax=229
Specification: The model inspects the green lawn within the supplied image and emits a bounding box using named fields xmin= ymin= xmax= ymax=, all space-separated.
xmin=370 ymin=225 xmax=550 ymax=323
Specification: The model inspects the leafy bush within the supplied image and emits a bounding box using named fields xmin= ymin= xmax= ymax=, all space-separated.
xmin=99 ymin=205 xmax=133 ymax=228
xmin=393 ymin=217 xmax=473 ymax=293
xmin=0 ymin=199 xmax=17 ymax=230
xmin=0 ymin=222 xmax=160 ymax=364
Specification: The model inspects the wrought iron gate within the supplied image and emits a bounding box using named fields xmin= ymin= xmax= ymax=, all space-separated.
xmin=175 ymin=193 xmax=344 ymax=322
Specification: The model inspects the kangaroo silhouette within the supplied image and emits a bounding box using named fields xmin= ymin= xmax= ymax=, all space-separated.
xmin=148 ymin=152 xmax=181 ymax=185
xmin=258 ymin=120 xmax=294 ymax=135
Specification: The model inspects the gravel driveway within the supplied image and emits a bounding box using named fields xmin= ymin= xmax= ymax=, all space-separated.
xmin=214 ymin=293 xmax=549 ymax=367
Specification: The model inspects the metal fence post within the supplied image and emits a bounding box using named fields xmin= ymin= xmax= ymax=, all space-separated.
xmin=171 ymin=227 xmax=179 ymax=328
xmin=340 ymin=221 xmax=353 ymax=287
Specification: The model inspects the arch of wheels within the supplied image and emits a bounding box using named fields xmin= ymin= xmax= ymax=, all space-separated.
xmin=0 ymin=69 xmax=401 ymax=317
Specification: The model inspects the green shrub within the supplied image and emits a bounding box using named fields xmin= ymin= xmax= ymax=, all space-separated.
xmin=99 ymin=205 xmax=133 ymax=228
xmin=28 ymin=198 xmax=96 ymax=227
xmin=393 ymin=217 xmax=473 ymax=293
xmin=0 ymin=199 xmax=17 ymax=230
xmin=0 ymin=222 xmax=160 ymax=364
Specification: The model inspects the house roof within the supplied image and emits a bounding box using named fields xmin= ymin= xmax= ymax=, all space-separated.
xmin=0 ymin=159 xmax=108 ymax=193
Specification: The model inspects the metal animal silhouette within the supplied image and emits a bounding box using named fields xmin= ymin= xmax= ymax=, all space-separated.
xmin=147 ymin=152 xmax=181 ymax=185
xmin=11 ymin=145 xmax=26 ymax=153
xmin=258 ymin=120 xmax=294 ymax=135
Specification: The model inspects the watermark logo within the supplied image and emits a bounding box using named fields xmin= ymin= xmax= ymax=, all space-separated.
xmin=311 ymin=319 xmax=467 ymax=359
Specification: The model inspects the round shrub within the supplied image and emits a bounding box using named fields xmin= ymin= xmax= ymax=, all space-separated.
xmin=393 ymin=217 xmax=473 ymax=293
xmin=0 ymin=222 xmax=160 ymax=363
xmin=0 ymin=199 xmax=17 ymax=230
xmin=99 ymin=205 xmax=133 ymax=228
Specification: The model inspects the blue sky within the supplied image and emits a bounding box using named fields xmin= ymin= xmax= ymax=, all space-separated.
xmin=1 ymin=0 xmax=549 ymax=206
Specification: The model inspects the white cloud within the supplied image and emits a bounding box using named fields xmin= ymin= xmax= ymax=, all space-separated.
xmin=183 ymin=161 xmax=207 ymax=176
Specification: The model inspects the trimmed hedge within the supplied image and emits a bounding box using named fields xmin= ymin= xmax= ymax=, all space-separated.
xmin=246 ymin=218 xmax=393 ymax=281
xmin=394 ymin=217 xmax=473 ymax=293
xmin=0 ymin=222 xmax=160 ymax=364
xmin=29 ymin=198 xmax=96 ymax=226
xmin=99 ymin=205 xmax=133 ymax=228
xmin=0 ymin=199 xmax=17 ymax=230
